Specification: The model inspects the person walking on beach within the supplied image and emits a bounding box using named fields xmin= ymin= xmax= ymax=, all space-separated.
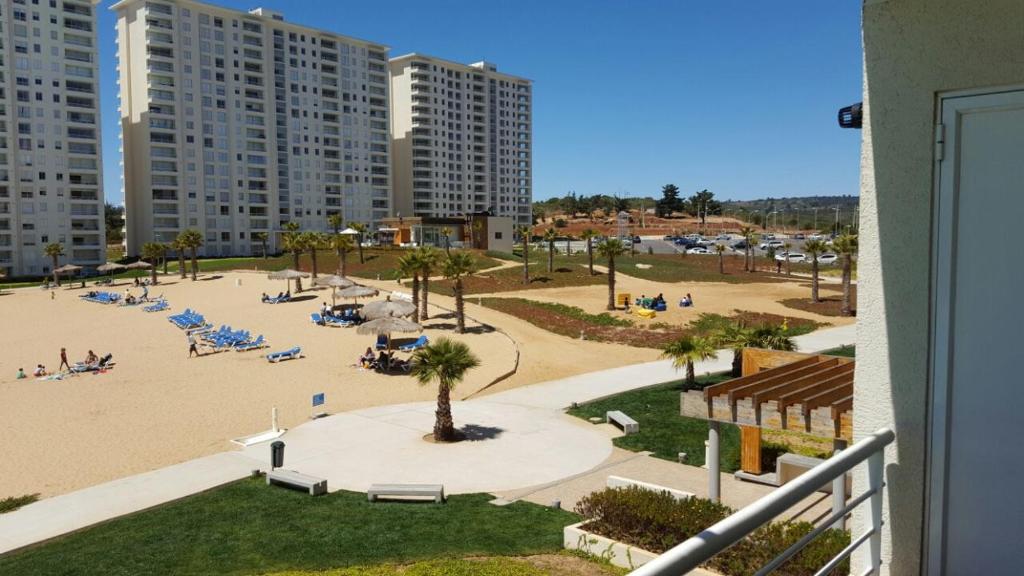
xmin=59 ymin=347 xmax=70 ymax=372
xmin=188 ymin=333 xmax=200 ymax=358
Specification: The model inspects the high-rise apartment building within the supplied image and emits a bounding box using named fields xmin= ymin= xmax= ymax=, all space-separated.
xmin=114 ymin=0 xmax=392 ymax=257
xmin=390 ymin=55 xmax=532 ymax=227
xmin=0 ymin=0 xmax=105 ymax=277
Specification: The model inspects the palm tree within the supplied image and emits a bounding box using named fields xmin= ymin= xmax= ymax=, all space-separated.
xmin=804 ymin=239 xmax=828 ymax=303
xmin=141 ymin=242 xmax=165 ymax=285
xmin=333 ymin=233 xmax=354 ymax=276
xmin=662 ymin=336 xmax=718 ymax=389
xmin=281 ymin=222 xmax=304 ymax=291
xmin=749 ymin=323 xmax=796 ymax=352
xmin=411 ymin=337 xmax=481 ymax=442
xmin=443 ymin=252 xmax=476 ymax=333
xmin=581 ymin=228 xmax=598 ymax=275
xmin=416 ymin=246 xmax=442 ymax=321
xmin=398 ymin=251 xmax=422 ymax=323
xmin=161 ymin=243 xmax=172 ymax=275
xmin=518 ymin=225 xmax=531 ymax=284
xmin=716 ymin=321 xmax=796 ymax=377
xmin=301 ymin=231 xmax=326 ymax=279
xmin=564 ymin=233 xmax=574 ymax=257
xmin=596 ymin=238 xmax=627 ymax=311
xmin=327 ymin=214 xmax=343 ymax=236
xmin=172 ymin=238 xmax=187 ymax=279
xmin=254 ymin=232 xmax=269 ymax=259
xmin=44 ymin=242 xmax=64 ymax=286
xmin=833 ymin=234 xmax=858 ymax=316
xmin=177 ymin=229 xmax=204 ymax=281
xmin=739 ymin=226 xmax=756 ymax=272
xmin=350 ymin=222 xmax=368 ymax=263
xmin=715 ymin=243 xmax=726 ymax=274
xmin=542 ymin=227 xmax=557 ymax=273
xmin=766 ymin=245 xmax=778 ymax=273
xmin=440 ymin=226 xmax=452 ymax=255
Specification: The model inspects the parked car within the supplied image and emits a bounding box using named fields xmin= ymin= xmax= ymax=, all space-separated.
xmin=759 ymin=240 xmax=785 ymax=250
xmin=674 ymin=237 xmax=696 ymax=247
xmin=793 ymin=233 xmax=806 ymax=240
xmin=808 ymin=233 xmax=825 ymax=241
xmin=774 ymin=252 xmax=806 ymax=262
xmin=715 ymin=234 xmax=731 ymax=241
xmin=632 ymin=235 xmax=641 ymax=243
xmin=686 ymin=246 xmax=712 ymax=255
xmin=731 ymin=240 xmax=749 ymax=250
xmin=663 ymin=235 xmax=677 ymax=241
xmin=815 ymin=253 xmax=839 ymax=265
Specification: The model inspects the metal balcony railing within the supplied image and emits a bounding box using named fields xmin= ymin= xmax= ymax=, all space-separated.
xmin=630 ymin=428 xmax=894 ymax=576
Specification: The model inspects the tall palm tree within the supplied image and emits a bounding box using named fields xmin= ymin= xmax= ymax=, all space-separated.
xmin=440 ymin=226 xmax=452 ymax=255
xmin=581 ymin=228 xmax=598 ymax=275
xmin=564 ymin=233 xmax=574 ymax=257
xmin=443 ymin=252 xmax=476 ymax=333
xmin=803 ymin=239 xmax=828 ymax=303
xmin=410 ymin=337 xmax=481 ymax=442
xmin=327 ymin=213 xmax=343 ymax=236
xmin=160 ymin=243 xmax=172 ymax=275
xmin=333 ymin=233 xmax=354 ymax=277
xmin=172 ymin=238 xmax=187 ymax=279
xmin=662 ymin=336 xmax=718 ymax=389
xmin=301 ymin=231 xmax=326 ymax=279
xmin=281 ymin=222 xmax=304 ymax=291
xmin=542 ymin=227 xmax=557 ymax=273
xmin=739 ymin=226 xmax=756 ymax=272
xmin=833 ymin=234 xmax=858 ymax=316
xmin=518 ymin=225 xmax=531 ymax=284
xmin=350 ymin=222 xmax=368 ymax=263
xmin=254 ymin=232 xmax=269 ymax=259
xmin=416 ymin=246 xmax=441 ymax=321
xmin=596 ymin=238 xmax=627 ymax=311
xmin=44 ymin=242 xmax=64 ymax=286
xmin=398 ymin=251 xmax=422 ymax=323
xmin=141 ymin=242 xmax=164 ymax=285
xmin=177 ymin=229 xmax=204 ymax=281
xmin=715 ymin=242 xmax=726 ymax=274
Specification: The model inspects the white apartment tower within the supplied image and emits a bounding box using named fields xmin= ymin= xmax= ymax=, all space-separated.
xmin=114 ymin=0 xmax=392 ymax=257
xmin=390 ymin=55 xmax=532 ymax=227
xmin=0 ymin=0 xmax=105 ymax=277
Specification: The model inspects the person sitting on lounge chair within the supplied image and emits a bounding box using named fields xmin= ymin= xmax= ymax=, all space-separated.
xmin=374 ymin=351 xmax=391 ymax=371
xmin=359 ymin=347 xmax=375 ymax=369
xmin=680 ymin=295 xmax=692 ymax=307
xmin=33 ymin=364 xmax=47 ymax=377
xmin=276 ymin=291 xmax=284 ymax=300
xmin=261 ymin=292 xmax=270 ymax=303
xmin=98 ymin=354 xmax=112 ymax=368
xmin=84 ymin=350 xmax=99 ymax=366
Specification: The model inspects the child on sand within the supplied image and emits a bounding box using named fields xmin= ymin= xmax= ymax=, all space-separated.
xmin=16 ymin=368 xmax=26 ymax=379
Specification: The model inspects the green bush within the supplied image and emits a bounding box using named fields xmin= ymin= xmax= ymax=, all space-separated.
xmin=0 ymin=494 xmax=39 ymax=514
xmin=530 ymin=301 xmax=633 ymax=327
xmin=575 ymin=487 xmax=850 ymax=576
xmin=485 ymin=250 xmax=520 ymax=261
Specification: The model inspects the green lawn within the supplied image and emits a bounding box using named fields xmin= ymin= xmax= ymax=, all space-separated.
xmin=568 ymin=375 xmax=743 ymax=471
xmin=265 ymin=556 xmax=625 ymax=576
xmin=0 ymin=479 xmax=578 ymax=576
xmin=820 ymin=345 xmax=855 ymax=357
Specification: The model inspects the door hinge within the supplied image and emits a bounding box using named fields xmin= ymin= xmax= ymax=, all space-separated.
xmin=935 ymin=123 xmax=945 ymax=161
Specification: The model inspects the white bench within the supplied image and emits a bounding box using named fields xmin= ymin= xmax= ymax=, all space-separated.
xmin=606 ymin=475 xmax=693 ymax=500
xmin=606 ymin=410 xmax=639 ymax=434
xmin=367 ymin=483 xmax=445 ymax=503
xmin=266 ymin=469 xmax=327 ymax=496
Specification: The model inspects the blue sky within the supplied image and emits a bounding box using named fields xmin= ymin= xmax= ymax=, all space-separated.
xmin=97 ymin=0 xmax=863 ymax=203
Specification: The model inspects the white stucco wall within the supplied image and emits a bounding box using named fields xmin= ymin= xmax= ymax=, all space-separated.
xmin=855 ymin=1 xmax=1024 ymax=573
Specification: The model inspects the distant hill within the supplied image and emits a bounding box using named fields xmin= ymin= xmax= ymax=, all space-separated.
xmin=721 ymin=195 xmax=859 ymax=212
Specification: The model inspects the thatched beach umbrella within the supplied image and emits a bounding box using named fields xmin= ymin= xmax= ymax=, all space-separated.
xmin=268 ymin=268 xmax=310 ymax=293
xmin=97 ymin=262 xmax=126 ymax=283
xmin=337 ymin=285 xmax=378 ymax=306
xmin=362 ymin=297 xmax=417 ymax=320
xmin=53 ymin=264 xmax=82 ymax=287
xmin=124 ymin=260 xmax=152 ymax=281
xmin=356 ymin=316 xmax=422 ymax=351
xmin=313 ymin=275 xmax=355 ymax=307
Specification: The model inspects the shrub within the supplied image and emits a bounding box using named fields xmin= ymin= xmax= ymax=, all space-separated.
xmin=0 ymin=494 xmax=39 ymax=514
xmin=554 ymin=218 xmax=568 ymax=228
xmin=576 ymin=487 xmax=850 ymax=576
xmin=485 ymin=250 xmax=520 ymax=261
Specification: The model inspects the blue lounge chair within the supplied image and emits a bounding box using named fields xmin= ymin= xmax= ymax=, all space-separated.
xmin=310 ymin=313 xmax=326 ymax=326
xmin=374 ymin=334 xmax=388 ymax=350
xmin=324 ymin=314 xmax=353 ymax=327
xmin=235 ymin=335 xmax=267 ymax=352
xmin=266 ymin=347 xmax=302 ymax=363
xmin=398 ymin=335 xmax=429 ymax=352
xmin=144 ymin=300 xmax=169 ymax=313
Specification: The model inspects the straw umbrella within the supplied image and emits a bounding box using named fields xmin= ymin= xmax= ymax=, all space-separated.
xmin=125 ymin=260 xmax=152 ymax=282
xmin=267 ymin=269 xmax=310 ymax=293
xmin=362 ymin=297 xmax=417 ymax=320
xmin=313 ymin=274 xmax=355 ymax=308
xmin=356 ymin=316 xmax=422 ymax=351
xmin=97 ymin=262 xmax=126 ymax=284
xmin=337 ymin=284 xmax=378 ymax=307
xmin=53 ymin=264 xmax=82 ymax=288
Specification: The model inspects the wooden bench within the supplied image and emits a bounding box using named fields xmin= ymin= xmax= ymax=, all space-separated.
xmin=606 ymin=410 xmax=639 ymax=434
xmin=367 ymin=483 xmax=445 ymax=503
xmin=266 ymin=469 xmax=327 ymax=496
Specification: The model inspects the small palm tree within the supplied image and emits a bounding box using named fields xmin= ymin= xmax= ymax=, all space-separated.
xmin=564 ymin=233 xmax=574 ymax=257
xmin=715 ymin=243 xmax=726 ymax=274
xmin=141 ymin=242 xmax=165 ymax=285
xmin=518 ymin=225 xmax=531 ymax=284
xmin=440 ymin=226 xmax=453 ymax=255
xmin=663 ymin=336 xmax=718 ymax=389
xmin=44 ymin=242 xmax=64 ymax=286
xmin=739 ymin=226 xmax=756 ymax=272
xmin=749 ymin=323 xmax=797 ymax=352
xmin=327 ymin=214 xmax=343 ymax=236
xmin=833 ymin=234 xmax=858 ymax=316
xmin=716 ymin=321 xmax=754 ymax=377
xmin=411 ymin=338 xmax=481 ymax=442
xmin=333 ymin=233 xmax=354 ymax=277
xmin=542 ymin=228 xmax=557 ymax=273
xmin=596 ymin=238 xmax=627 ymax=311
xmin=443 ymin=252 xmax=476 ymax=333
xmin=161 ymin=243 xmax=172 ymax=275
xmin=398 ymin=251 xmax=422 ymax=323
xmin=350 ymin=222 xmax=368 ymax=263
xmin=172 ymin=238 xmax=187 ymax=279
xmin=254 ymin=232 xmax=269 ymax=259
xmin=581 ymin=228 xmax=598 ymax=275
xmin=301 ymin=231 xmax=326 ymax=279
xmin=177 ymin=229 xmax=204 ymax=281
xmin=281 ymin=222 xmax=304 ymax=291
xmin=416 ymin=246 xmax=442 ymax=321
xmin=804 ymin=239 xmax=828 ymax=303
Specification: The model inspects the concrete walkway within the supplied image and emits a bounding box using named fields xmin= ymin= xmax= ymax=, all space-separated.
xmin=0 ymin=451 xmax=263 ymax=555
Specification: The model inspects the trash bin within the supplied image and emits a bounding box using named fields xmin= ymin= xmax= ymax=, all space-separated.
xmin=270 ymin=441 xmax=285 ymax=470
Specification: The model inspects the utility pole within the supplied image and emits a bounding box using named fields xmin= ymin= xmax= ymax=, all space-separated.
xmin=834 ymin=206 xmax=841 ymax=236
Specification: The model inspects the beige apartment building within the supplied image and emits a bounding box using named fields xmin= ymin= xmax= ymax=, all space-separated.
xmin=0 ymin=0 xmax=105 ymax=278
xmin=390 ymin=54 xmax=531 ymax=228
xmin=114 ymin=0 xmax=392 ymax=257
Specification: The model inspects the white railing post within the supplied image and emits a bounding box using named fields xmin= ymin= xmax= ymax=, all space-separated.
xmin=708 ymin=421 xmax=721 ymax=503
xmin=831 ymin=439 xmax=848 ymax=531
xmin=866 ymin=447 xmax=885 ymax=573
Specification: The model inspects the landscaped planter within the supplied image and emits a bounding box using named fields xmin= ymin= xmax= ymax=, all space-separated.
xmin=563 ymin=521 xmax=660 ymax=569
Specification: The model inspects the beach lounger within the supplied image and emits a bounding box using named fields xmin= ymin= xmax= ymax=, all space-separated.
xmin=324 ymin=314 xmax=353 ymax=327
xmin=374 ymin=334 xmax=388 ymax=350
xmin=235 ymin=335 xmax=267 ymax=351
xmin=266 ymin=347 xmax=302 ymax=363
xmin=398 ymin=335 xmax=428 ymax=352
xmin=310 ymin=313 xmax=328 ymax=326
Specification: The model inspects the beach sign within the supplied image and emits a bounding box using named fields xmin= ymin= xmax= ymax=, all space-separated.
xmin=312 ymin=393 xmax=325 ymax=407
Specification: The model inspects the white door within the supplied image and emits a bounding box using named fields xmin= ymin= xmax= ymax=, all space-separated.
xmin=928 ymin=90 xmax=1024 ymax=573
